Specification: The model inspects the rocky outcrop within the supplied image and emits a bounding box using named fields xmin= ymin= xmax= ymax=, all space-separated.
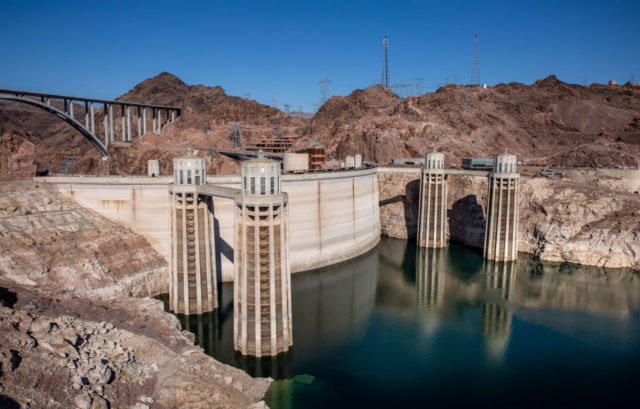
xmin=519 ymin=178 xmax=640 ymax=269
xmin=297 ymin=76 xmax=640 ymax=168
xmin=0 ymin=112 xmax=37 ymax=179
xmin=0 ymin=180 xmax=168 ymax=298
xmin=378 ymin=169 xmax=640 ymax=270
xmin=377 ymin=170 xmax=421 ymax=239
xmin=0 ymin=281 xmax=271 ymax=408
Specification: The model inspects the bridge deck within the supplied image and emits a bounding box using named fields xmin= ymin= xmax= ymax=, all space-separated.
xmin=0 ymin=88 xmax=180 ymax=111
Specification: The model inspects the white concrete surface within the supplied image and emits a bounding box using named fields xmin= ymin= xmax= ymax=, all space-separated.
xmin=38 ymin=167 xmax=381 ymax=282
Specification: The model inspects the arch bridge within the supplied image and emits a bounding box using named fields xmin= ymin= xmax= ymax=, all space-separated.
xmin=0 ymin=88 xmax=181 ymax=158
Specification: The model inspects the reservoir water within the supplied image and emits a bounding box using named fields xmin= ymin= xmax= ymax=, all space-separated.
xmin=162 ymin=237 xmax=640 ymax=408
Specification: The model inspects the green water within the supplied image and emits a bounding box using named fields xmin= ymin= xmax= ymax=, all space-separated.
xmin=163 ymin=238 xmax=640 ymax=408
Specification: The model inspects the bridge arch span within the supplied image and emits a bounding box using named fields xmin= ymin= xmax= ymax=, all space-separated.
xmin=0 ymin=95 xmax=108 ymax=157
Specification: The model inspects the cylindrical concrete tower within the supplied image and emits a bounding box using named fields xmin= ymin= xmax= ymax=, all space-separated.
xmin=417 ymin=151 xmax=447 ymax=247
xmin=170 ymin=153 xmax=218 ymax=315
xmin=234 ymin=154 xmax=292 ymax=357
xmin=483 ymin=152 xmax=519 ymax=261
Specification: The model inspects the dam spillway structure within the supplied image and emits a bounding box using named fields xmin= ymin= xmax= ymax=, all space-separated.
xmin=483 ymin=152 xmax=520 ymax=261
xmin=169 ymin=153 xmax=218 ymax=315
xmin=417 ymin=150 xmax=447 ymax=248
xmin=234 ymin=153 xmax=293 ymax=357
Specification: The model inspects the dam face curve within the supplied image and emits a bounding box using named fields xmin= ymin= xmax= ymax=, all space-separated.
xmin=40 ymin=167 xmax=381 ymax=282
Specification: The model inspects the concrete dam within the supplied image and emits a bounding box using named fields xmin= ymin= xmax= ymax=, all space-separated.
xmin=41 ymin=166 xmax=381 ymax=282
xmin=38 ymin=151 xmax=520 ymax=357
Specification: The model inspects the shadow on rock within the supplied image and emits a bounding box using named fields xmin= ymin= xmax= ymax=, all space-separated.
xmin=448 ymin=195 xmax=486 ymax=248
xmin=403 ymin=179 xmax=420 ymax=239
xmin=0 ymin=287 xmax=17 ymax=308
xmin=0 ymin=395 xmax=21 ymax=409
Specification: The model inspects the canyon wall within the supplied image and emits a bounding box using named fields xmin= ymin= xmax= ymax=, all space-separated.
xmin=378 ymin=167 xmax=640 ymax=270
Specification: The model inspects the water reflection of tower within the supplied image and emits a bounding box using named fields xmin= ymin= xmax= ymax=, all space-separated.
xmin=481 ymin=260 xmax=516 ymax=360
xmin=416 ymin=247 xmax=445 ymax=310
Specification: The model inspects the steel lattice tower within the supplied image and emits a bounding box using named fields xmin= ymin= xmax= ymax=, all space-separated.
xmin=381 ymin=35 xmax=389 ymax=88
xmin=470 ymin=34 xmax=480 ymax=85
xmin=319 ymin=77 xmax=331 ymax=105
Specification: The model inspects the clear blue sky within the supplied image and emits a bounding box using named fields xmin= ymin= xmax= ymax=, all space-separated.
xmin=1 ymin=0 xmax=639 ymax=112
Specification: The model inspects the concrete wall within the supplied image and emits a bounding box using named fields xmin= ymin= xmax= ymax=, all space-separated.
xmin=39 ymin=168 xmax=380 ymax=282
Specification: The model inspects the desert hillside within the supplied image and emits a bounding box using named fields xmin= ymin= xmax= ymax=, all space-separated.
xmin=297 ymin=76 xmax=640 ymax=167
xmin=0 ymin=72 xmax=303 ymax=178
xmin=2 ymin=73 xmax=639 ymax=178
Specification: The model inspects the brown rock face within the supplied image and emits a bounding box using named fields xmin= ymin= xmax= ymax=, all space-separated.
xmin=297 ymin=76 xmax=640 ymax=167
xmin=0 ymin=112 xmax=38 ymax=178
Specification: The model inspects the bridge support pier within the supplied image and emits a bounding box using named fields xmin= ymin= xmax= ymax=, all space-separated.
xmin=103 ymin=105 xmax=109 ymax=147
xmin=483 ymin=152 xmax=519 ymax=261
xmin=143 ymin=108 xmax=147 ymax=134
xmin=121 ymin=105 xmax=126 ymax=141
xmin=417 ymin=150 xmax=447 ymax=248
xmin=127 ymin=106 xmax=132 ymax=142
xmin=85 ymin=102 xmax=89 ymax=129
xmin=109 ymin=105 xmax=114 ymax=143
xmin=170 ymin=154 xmax=218 ymax=315
xmin=234 ymin=153 xmax=292 ymax=357
xmin=137 ymin=107 xmax=141 ymax=137
xmin=158 ymin=110 xmax=162 ymax=133
xmin=90 ymin=103 xmax=95 ymax=135
xmin=152 ymin=109 xmax=156 ymax=134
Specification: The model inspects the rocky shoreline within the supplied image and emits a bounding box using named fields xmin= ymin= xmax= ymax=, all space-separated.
xmin=0 ymin=281 xmax=271 ymax=409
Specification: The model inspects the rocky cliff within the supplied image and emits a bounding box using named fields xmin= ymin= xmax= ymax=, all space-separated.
xmin=378 ymin=169 xmax=640 ymax=270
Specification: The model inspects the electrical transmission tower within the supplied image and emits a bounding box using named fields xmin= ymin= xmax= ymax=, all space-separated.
xmin=470 ymin=34 xmax=480 ymax=85
xmin=381 ymin=35 xmax=390 ymax=88
xmin=229 ymin=122 xmax=241 ymax=148
xmin=319 ymin=77 xmax=332 ymax=105
xmin=415 ymin=77 xmax=424 ymax=95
